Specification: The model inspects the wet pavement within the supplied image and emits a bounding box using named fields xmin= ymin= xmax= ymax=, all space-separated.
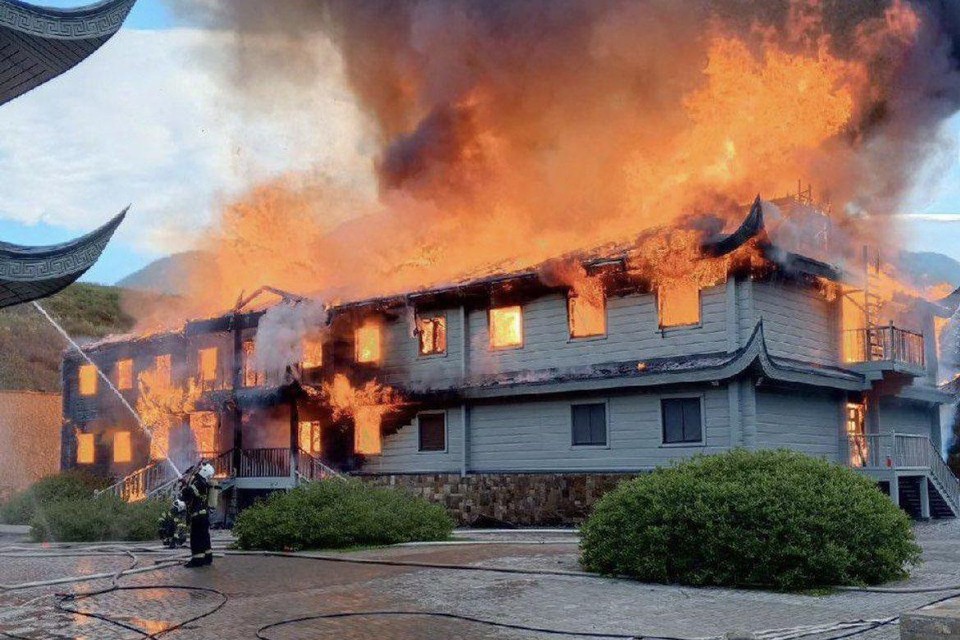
xmin=0 ymin=523 xmax=959 ymax=639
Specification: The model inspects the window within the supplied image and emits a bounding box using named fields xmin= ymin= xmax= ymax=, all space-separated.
xmin=301 ymin=338 xmax=323 ymax=369
xmin=155 ymin=354 xmax=172 ymax=389
xmin=113 ymin=431 xmax=132 ymax=463
xmin=76 ymin=433 xmax=95 ymax=464
xmin=658 ymin=283 xmax=701 ymax=328
xmin=79 ymin=365 xmax=98 ymax=397
xmin=417 ymin=315 xmax=447 ymax=355
xmin=116 ymin=359 xmax=134 ymax=391
xmin=198 ymin=347 xmax=218 ymax=382
xmin=298 ymin=420 xmax=323 ymax=454
xmin=242 ymin=341 xmax=264 ymax=387
xmin=661 ymin=397 xmax=703 ymax=444
xmin=189 ymin=412 xmax=218 ymax=456
xmin=418 ymin=412 xmax=446 ymax=452
xmin=354 ymin=406 xmax=382 ymax=455
xmin=355 ymin=323 xmax=381 ymax=363
xmin=489 ymin=305 xmax=523 ymax=348
xmin=568 ymin=294 xmax=606 ymax=338
xmin=571 ymin=403 xmax=607 ymax=446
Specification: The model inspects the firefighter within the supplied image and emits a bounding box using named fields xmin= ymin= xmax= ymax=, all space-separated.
xmin=158 ymin=499 xmax=188 ymax=548
xmin=180 ymin=461 xmax=215 ymax=568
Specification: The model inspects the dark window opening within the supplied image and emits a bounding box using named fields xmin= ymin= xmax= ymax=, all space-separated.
xmin=418 ymin=413 xmax=446 ymax=452
xmin=662 ymin=397 xmax=703 ymax=444
xmin=572 ymin=403 xmax=607 ymax=446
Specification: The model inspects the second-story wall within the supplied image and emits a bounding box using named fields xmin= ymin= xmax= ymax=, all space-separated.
xmin=750 ymin=280 xmax=839 ymax=367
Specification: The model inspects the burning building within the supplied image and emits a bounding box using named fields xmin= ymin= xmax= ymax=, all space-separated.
xmin=61 ymin=196 xmax=960 ymax=523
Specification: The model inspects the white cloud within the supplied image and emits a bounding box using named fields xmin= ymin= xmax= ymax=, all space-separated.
xmin=0 ymin=28 xmax=376 ymax=255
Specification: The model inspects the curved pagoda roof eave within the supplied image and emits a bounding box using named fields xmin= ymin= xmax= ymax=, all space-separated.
xmin=0 ymin=208 xmax=127 ymax=309
xmin=0 ymin=0 xmax=136 ymax=106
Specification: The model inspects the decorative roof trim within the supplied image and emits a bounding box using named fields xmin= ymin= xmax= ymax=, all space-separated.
xmin=0 ymin=0 xmax=135 ymax=39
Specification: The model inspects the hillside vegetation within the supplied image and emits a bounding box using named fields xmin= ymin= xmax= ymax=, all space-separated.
xmin=0 ymin=283 xmax=135 ymax=392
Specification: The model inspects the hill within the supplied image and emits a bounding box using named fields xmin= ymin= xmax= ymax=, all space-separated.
xmin=0 ymin=283 xmax=135 ymax=392
xmin=117 ymin=250 xmax=208 ymax=295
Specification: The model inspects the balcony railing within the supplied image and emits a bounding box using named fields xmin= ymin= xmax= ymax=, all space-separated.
xmin=238 ymin=447 xmax=291 ymax=478
xmin=842 ymin=325 xmax=924 ymax=369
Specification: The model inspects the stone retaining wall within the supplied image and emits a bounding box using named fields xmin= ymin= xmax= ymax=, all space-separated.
xmin=359 ymin=472 xmax=638 ymax=526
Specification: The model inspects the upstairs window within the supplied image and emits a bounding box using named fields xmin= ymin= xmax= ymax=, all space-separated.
xmin=569 ymin=294 xmax=606 ymax=338
xmin=198 ymin=347 xmax=218 ymax=382
xmin=489 ymin=306 xmax=523 ymax=349
xmin=661 ymin=397 xmax=703 ymax=444
xmin=417 ymin=315 xmax=447 ymax=356
xmin=79 ymin=365 xmax=98 ymax=397
xmin=571 ymin=403 xmax=607 ymax=446
xmin=76 ymin=433 xmax=95 ymax=464
xmin=355 ymin=323 xmax=381 ymax=363
xmin=301 ymin=338 xmax=323 ymax=370
xmin=418 ymin=412 xmax=446 ymax=452
xmin=242 ymin=341 xmax=264 ymax=387
xmin=113 ymin=431 xmax=132 ymax=463
xmin=155 ymin=354 xmax=172 ymax=389
xmin=658 ymin=283 xmax=701 ymax=328
xmin=116 ymin=359 xmax=134 ymax=391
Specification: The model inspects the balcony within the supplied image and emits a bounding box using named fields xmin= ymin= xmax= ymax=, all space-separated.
xmin=842 ymin=325 xmax=925 ymax=377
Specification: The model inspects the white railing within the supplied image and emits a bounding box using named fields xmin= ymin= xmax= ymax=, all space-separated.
xmin=98 ymin=459 xmax=178 ymax=502
xmin=297 ymin=449 xmax=344 ymax=482
xmin=848 ymin=433 xmax=960 ymax=515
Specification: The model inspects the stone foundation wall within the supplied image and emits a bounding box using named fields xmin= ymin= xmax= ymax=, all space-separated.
xmin=359 ymin=472 xmax=639 ymax=526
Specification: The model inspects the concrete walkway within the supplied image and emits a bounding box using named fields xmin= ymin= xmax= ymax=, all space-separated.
xmin=0 ymin=523 xmax=958 ymax=639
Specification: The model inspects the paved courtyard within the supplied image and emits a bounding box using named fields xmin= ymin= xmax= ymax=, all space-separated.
xmin=1 ymin=523 xmax=960 ymax=640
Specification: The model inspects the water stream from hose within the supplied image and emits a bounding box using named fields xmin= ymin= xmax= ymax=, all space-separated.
xmin=32 ymin=301 xmax=181 ymax=476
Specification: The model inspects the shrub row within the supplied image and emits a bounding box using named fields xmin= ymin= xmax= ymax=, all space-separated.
xmin=30 ymin=494 xmax=166 ymax=543
xmin=0 ymin=470 xmax=110 ymax=525
xmin=580 ymin=449 xmax=921 ymax=590
xmin=234 ymin=479 xmax=453 ymax=551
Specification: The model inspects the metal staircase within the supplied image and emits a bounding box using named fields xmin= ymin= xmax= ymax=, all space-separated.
xmin=97 ymin=459 xmax=179 ymax=502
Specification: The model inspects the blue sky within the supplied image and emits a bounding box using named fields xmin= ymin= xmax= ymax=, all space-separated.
xmin=4 ymin=1 xmax=960 ymax=286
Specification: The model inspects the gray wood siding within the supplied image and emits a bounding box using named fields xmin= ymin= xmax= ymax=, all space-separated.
xmin=754 ymin=388 xmax=842 ymax=460
xmin=467 ymin=286 xmax=728 ymax=377
xmin=752 ymin=282 xmax=838 ymax=366
xmin=379 ymin=309 xmax=465 ymax=389
xmin=363 ymin=406 xmax=464 ymax=473
xmin=464 ymin=386 xmax=729 ymax=472
xmin=878 ymin=399 xmax=936 ymax=438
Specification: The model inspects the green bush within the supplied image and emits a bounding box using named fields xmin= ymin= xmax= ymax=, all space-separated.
xmin=30 ymin=495 xmax=166 ymax=543
xmin=234 ymin=480 xmax=454 ymax=551
xmin=580 ymin=449 xmax=921 ymax=590
xmin=0 ymin=470 xmax=111 ymax=524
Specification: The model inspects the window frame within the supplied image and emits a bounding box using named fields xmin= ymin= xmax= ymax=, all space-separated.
xmin=76 ymin=432 xmax=95 ymax=465
xmin=416 ymin=313 xmax=448 ymax=358
xmin=78 ymin=364 xmax=98 ymax=397
xmin=113 ymin=431 xmax=132 ymax=464
xmin=488 ymin=305 xmax=525 ymax=351
xmin=355 ymin=322 xmax=382 ymax=364
xmin=197 ymin=347 xmax=219 ymax=383
xmin=656 ymin=285 xmax=703 ymax=331
xmin=416 ymin=410 xmax=448 ymax=453
xmin=659 ymin=394 xmax=706 ymax=447
xmin=570 ymin=401 xmax=610 ymax=449
xmin=567 ymin=293 xmax=608 ymax=341
xmin=115 ymin=359 xmax=134 ymax=391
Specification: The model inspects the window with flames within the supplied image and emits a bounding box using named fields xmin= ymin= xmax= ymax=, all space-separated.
xmin=189 ymin=411 xmax=218 ymax=457
xmin=242 ymin=341 xmax=265 ymax=388
xmin=298 ymin=420 xmax=322 ymax=455
xmin=417 ymin=315 xmax=447 ymax=356
xmin=116 ymin=359 xmax=134 ymax=391
xmin=489 ymin=305 xmax=523 ymax=348
xmin=76 ymin=432 xmax=95 ymax=464
xmin=301 ymin=338 xmax=323 ymax=370
xmin=198 ymin=347 xmax=219 ymax=384
xmin=78 ymin=364 xmax=98 ymax=397
xmin=113 ymin=431 xmax=132 ymax=463
xmin=568 ymin=294 xmax=606 ymax=338
xmin=657 ymin=283 xmax=701 ymax=328
xmin=355 ymin=323 xmax=381 ymax=363
xmin=154 ymin=354 xmax=172 ymax=389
